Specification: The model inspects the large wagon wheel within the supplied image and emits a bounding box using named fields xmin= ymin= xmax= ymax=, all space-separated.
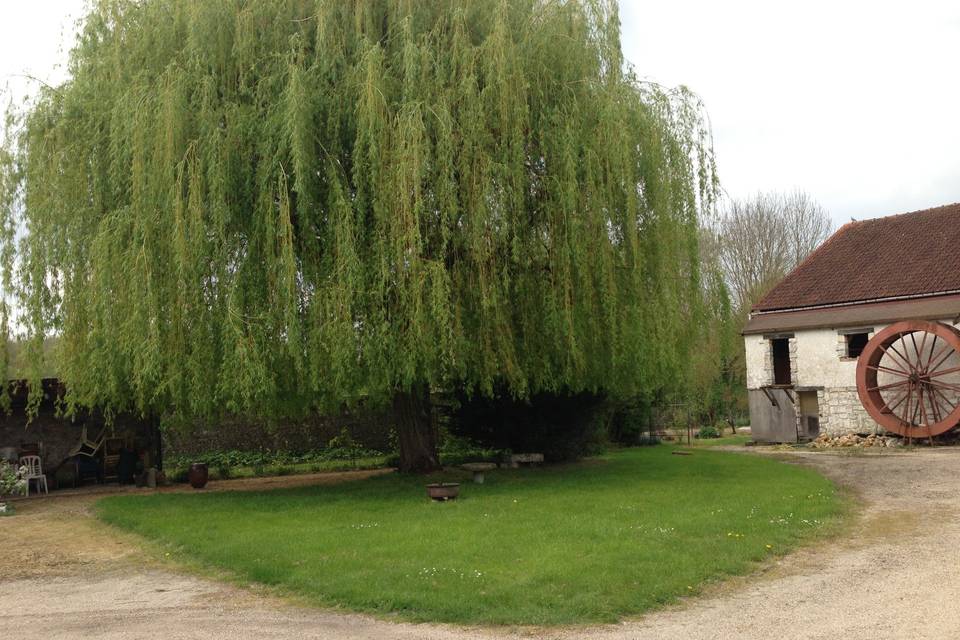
xmin=856 ymin=320 xmax=960 ymax=441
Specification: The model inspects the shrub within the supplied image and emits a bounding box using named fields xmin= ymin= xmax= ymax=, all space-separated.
xmin=0 ymin=461 xmax=26 ymax=513
xmin=165 ymin=443 xmax=384 ymax=472
xmin=450 ymin=388 xmax=608 ymax=462
xmin=606 ymin=397 xmax=655 ymax=445
xmin=216 ymin=464 xmax=232 ymax=480
xmin=439 ymin=434 xmax=509 ymax=466
xmin=168 ymin=467 xmax=190 ymax=483
xmin=697 ymin=425 xmax=720 ymax=439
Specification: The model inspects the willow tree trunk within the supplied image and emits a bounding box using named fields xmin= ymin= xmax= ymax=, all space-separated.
xmin=393 ymin=384 xmax=440 ymax=473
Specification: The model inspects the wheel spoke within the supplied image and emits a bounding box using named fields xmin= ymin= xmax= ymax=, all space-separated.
xmin=930 ymin=385 xmax=958 ymax=418
xmin=928 ymin=365 xmax=960 ymax=378
xmin=900 ymin=383 xmax=915 ymax=427
xmin=882 ymin=389 xmax=910 ymax=414
xmin=930 ymin=389 xmax=942 ymax=423
xmin=916 ymin=331 xmax=929 ymax=373
xmin=924 ymin=335 xmax=943 ymax=372
xmin=868 ymin=380 xmax=910 ymax=392
xmin=882 ymin=342 xmax=915 ymax=375
xmin=927 ymin=345 xmax=957 ymax=375
xmin=910 ymin=332 xmax=923 ymax=365
xmin=914 ymin=385 xmax=924 ymax=426
xmin=920 ymin=386 xmax=936 ymax=443
xmin=928 ymin=380 xmax=960 ymax=393
xmin=918 ymin=385 xmax=932 ymax=427
xmin=867 ymin=363 xmax=911 ymax=377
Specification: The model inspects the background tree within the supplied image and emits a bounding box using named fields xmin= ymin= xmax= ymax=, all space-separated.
xmin=715 ymin=190 xmax=832 ymax=311
xmin=699 ymin=189 xmax=832 ymax=425
xmin=687 ymin=226 xmax=743 ymax=428
xmin=1 ymin=0 xmax=716 ymax=472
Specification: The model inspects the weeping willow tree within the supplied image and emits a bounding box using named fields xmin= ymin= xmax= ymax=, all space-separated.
xmin=1 ymin=0 xmax=716 ymax=472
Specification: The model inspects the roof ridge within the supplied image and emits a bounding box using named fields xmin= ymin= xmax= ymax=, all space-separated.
xmin=847 ymin=201 xmax=960 ymax=225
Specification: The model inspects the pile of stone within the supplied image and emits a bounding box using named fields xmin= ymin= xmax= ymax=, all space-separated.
xmin=810 ymin=433 xmax=902 ymax=449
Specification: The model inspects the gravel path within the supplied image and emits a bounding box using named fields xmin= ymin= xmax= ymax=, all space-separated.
xmin=2 ymin=449 xmax=959 ymax=639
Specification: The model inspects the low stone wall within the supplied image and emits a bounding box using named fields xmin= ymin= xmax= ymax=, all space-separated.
xmin=160 ymin=406 xmax=395 ymax=459
xmin=0 ymin=404 xmax=394 ymax=472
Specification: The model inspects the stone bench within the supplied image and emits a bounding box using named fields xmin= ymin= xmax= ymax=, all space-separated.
xmin=504 ymin=453 xmax=544 ymax=468
xmin=461 ymin=462 xmax=497 ymax=484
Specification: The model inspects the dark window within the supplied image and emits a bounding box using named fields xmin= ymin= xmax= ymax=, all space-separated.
xmin=846 ymin=332 xmax=869 ymax=358
xmin=771 ymin=338 xmax=792 ymax=385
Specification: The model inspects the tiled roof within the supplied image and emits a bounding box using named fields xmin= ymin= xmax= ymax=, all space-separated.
xmin=752 ymin=203 xmax=960 ymax=312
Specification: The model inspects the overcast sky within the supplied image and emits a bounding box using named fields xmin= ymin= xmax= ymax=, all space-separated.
xmin=2 ymin=1 xmax=958 ymax=226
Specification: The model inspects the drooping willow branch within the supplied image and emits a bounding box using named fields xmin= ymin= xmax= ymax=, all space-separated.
xmin=1 ymin=0 xmax=718 ymax=423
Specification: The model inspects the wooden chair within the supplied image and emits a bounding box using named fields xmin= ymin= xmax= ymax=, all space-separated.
xmin=19 ymin=455 xmax=48 ymax=497
xmin=103 ymin=438 xmax=124 ymax=483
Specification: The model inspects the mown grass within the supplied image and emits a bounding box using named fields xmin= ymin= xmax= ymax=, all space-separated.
xmin=691 ymin=434 xmax=752 ymax=447
xmin=97 ymin=446 xmax=842 ymax=625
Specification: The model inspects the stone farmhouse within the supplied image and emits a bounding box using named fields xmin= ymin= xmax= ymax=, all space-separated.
xmin=743 ymin=203 xmax=960 ymax=442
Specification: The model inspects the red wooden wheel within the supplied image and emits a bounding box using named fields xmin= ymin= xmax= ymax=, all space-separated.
xmin=856 ymin=320 xmax=960 ymax=439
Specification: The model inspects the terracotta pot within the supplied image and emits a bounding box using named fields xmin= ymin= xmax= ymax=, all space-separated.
xmin=188 ymin=463 xmax=209 ymax=489
xmin=426 ymin=482 xmax=460 ymax=501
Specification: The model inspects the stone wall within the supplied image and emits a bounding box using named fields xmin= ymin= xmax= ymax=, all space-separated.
xmin=0 ymin=408 xmax=156 ymax=470
xmin=0 ymin=387 xmax=394 ymax=471
xmin=160 ymin=405 xmax=395 ymax=460
xmin=818 ymin=386 xmax=880 ymax=436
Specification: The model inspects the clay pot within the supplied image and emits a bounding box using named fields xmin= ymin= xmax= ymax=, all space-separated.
xmin=426 ymin=482 xmax=460 ymax=501
xmin=188 ymin=463 xmax=209 ymax=489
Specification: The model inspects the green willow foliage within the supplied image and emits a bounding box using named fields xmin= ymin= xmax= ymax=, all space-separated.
xmin=1 ymin=0 xmax=716 ymax=422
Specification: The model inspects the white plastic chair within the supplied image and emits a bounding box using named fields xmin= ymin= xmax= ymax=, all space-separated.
xmin=19 ymin=455 xmax=48 ymax=497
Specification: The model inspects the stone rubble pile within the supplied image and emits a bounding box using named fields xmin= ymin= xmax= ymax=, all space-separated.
xmin=810 ymin=433 xmax=903 ymax=449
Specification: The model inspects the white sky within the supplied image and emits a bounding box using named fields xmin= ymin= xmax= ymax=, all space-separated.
xmin=2 ymin=0 xmax=959 ymax=226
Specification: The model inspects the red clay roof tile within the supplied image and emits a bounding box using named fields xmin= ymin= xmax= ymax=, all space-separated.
xmin=752 ymin=203 xmax=960 ymax=312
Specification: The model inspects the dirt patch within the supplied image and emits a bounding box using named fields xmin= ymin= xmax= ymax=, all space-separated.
xmin=0 ymin=494 xmax=142 ymax=579
xmin=3 ymin=451 xmax=960 ymax=639
xmin=0 ymin=468 xmax=391 ymax=579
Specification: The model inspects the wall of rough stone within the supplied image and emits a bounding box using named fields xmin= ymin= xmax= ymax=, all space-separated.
xmin=818 ymin=386 xmax=880 ymax=436
xmin=160 ymin=405 xmax=395 ymax=460
xmin=0 ymin=407 xmax=155 ymax=470
xmin=0 ymin=388 xmax=393 ymax=471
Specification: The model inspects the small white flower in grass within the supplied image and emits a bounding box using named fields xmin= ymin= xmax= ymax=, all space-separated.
xmin=417 ymin=567 xmax=484 ymax=580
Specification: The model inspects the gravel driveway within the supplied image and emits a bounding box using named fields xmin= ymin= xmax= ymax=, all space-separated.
xmin=2 ymin=449 xmax=959 ymax=639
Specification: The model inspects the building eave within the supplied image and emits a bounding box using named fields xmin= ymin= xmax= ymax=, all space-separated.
xmin=743 ymin=293 xmax=960 ymax=335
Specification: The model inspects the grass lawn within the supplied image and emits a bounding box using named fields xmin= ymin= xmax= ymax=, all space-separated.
xmin=97 ymin=446 xmax=843 ymax=625
xmin=692 ymin=434 xmax=752 ymax=447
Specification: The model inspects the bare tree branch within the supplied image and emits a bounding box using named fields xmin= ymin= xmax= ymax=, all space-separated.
xmin=713 ymin=190 xmax=833 ymax=312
